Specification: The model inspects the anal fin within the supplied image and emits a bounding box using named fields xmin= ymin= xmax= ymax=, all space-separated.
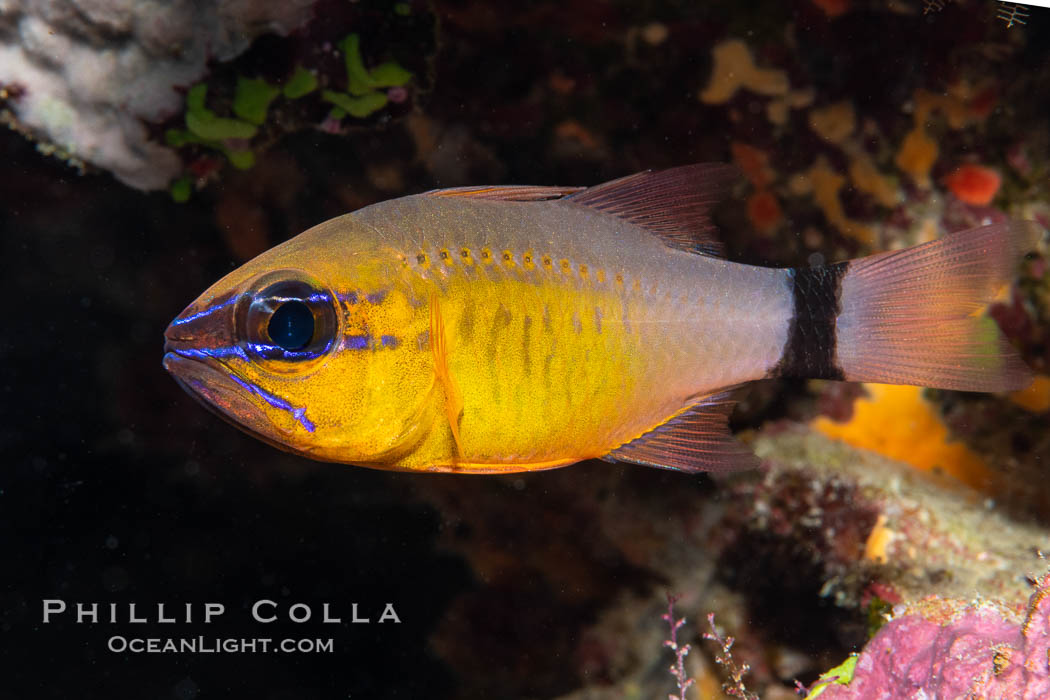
xmin=430 ymin=293 xmax=464 ymax=456
xmin=604 ymin=391 xmax=758 ymax=473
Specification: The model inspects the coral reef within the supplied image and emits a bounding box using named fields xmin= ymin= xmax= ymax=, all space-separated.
xmin=0 ymin=0 xmax=315 ymax=189
xmin=5 ymin=0 xmax=1049 ymax=698
xmin=812 ymin=384 xmax=997 ymax=493
xmin=416 ymin=427 xmax=1050 ymax=698
xmin=162 ymin=28 xmax=417 ymax=200
xmin=812 ymin=571 xmax=1050 ymax=698
xmin=742 ymin=430 xmax=1049 ymax=610
xmin=0 ymin=0 xmax=431 ymax=194
xmin=699 ymin=39 xmax=789 ymax=105
xmin=944 ymin=163 xmax=1002 ymax=206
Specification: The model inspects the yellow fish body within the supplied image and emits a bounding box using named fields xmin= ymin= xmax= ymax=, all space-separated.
xmin=164 ymin=164 xmax=1037 ymax=473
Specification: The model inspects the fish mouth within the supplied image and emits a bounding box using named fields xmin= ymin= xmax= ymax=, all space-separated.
xmin=164 ymin=352 xmax=263 ymax=429
xmin=163 ymin=350 xmax=306 ymax=452
xmin=163 ymin=289 xmax=258 ymax=429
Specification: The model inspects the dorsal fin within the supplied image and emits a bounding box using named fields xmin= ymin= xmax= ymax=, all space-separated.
xmin=567 ymin=163 xmax=739 ymax=257
xmin=604 ymin=390 xmax=759 ymax=473
xmin=424 ymin=163 xmax=739 ymax=256
xmin=425 ymin=185 xmax=586 ymax=201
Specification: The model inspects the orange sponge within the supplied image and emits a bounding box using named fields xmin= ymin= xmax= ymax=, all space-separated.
xmin=812 ymin=384 xmax=996 ymax=493
xmin=944 ymin=164 xmax=1001 ymax=206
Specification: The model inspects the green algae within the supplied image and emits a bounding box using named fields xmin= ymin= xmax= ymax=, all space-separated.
xmin=225 ymin=149 xmax=255 ymax=170
xmin=805 ymin=654 xmax=858 ymax=699
xmin=233 ymin=77 xmax=280 ymax=125
xmin=282 ymin=67 xmax=318 ymax=99
xmin=368 ymin=61 xmax=412 ymax=88
xmin=164 ymin=128 xmax=200 ymax=149
xmin=339 ymin=34 xmax=378 ymax=96
xmin=169 ymin=176 xmax=191 ymax=203
xmin=167 ymin=34 xmax=413 ymax=193
xmin=322 ymin=90 xmax=388 ymax=118
xmin=184 ymin=84 xmax=257 ymax=140
xmin=866 ymin=596 xmax=892 ymax=638
xmin=322 ymin=34 xmax=410 ymax=121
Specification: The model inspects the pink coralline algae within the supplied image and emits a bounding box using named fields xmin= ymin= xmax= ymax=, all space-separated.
xmin=818 ymin=573 xmax=1050 ymax=699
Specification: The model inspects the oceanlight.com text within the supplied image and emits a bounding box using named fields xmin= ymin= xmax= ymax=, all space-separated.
xmin=107 ymin=636 xmax=334 ymax=654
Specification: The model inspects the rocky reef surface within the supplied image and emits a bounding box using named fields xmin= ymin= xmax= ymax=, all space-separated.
xmin=412 ymin=428 xmax=1050 ymax=698
xmin=0 ymin=0 xmax=315 ymax=188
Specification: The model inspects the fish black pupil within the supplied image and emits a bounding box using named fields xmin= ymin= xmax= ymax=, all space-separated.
xmin=268 ymin=301 xmax=314 ymax=351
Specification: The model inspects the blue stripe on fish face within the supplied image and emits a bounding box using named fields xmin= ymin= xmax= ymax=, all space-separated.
xmin=172 ymin=332 xmax=390 ymax=360
xmin=169 ymin=294 xmax=239 ymax=327
xmin=334 ymin=290 xmax=390 ymax=307
xmin=228 ymin=374 xmax=315 ymax=432
xmin=172 ymin=345 xmax=251 ymax=362
xmin=244 ymin=339 xmax=333 ymax=361
xmin=171 ymin=341 xmax=337 ymax=363
xmin=268 ymin=292 xmax=333 ymax=305
xmin=345 ymin=334 xmax=371 ymax=350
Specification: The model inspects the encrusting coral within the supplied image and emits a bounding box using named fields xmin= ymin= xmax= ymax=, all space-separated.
xmin=811 ymin=571 xmax=1050 ymax=699
xmin=0 ymin=0 xmax=315 ymax=189
xmin=0 ymin=2 xmax=426 ymax=195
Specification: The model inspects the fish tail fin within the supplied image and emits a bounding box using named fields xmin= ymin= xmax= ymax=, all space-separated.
xmin=833 ymin=220 xmax=1039 ymax=391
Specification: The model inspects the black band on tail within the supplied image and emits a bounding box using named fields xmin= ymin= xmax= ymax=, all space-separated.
xmin=772 ymin=262 xmax=849 ymax=380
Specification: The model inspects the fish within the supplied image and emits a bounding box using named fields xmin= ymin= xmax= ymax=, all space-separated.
xmin=162 ymin=163 xmax=1039 ymax=474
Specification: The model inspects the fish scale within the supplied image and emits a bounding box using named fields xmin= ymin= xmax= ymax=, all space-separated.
xmin=362 ymin=193 xmax=790 ymax=467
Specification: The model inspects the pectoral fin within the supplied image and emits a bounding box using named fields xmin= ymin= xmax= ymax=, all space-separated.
xmin=604 ymin=391 xmax=758 ymax=473
xmin=430 ymin=293 xmax=464 ymax=455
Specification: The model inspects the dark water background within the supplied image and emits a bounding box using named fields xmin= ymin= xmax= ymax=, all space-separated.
xmin=1 ymin=130 xmax=475 ymax=696
xmin=3 ymin=1 xmax=1050 ymax=698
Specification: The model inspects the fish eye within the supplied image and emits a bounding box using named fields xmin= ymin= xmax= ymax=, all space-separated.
xmin=268 ymin=300 xmax=314 ymax=351
xmin=238 ymin=276 xmax=338 ymax=364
